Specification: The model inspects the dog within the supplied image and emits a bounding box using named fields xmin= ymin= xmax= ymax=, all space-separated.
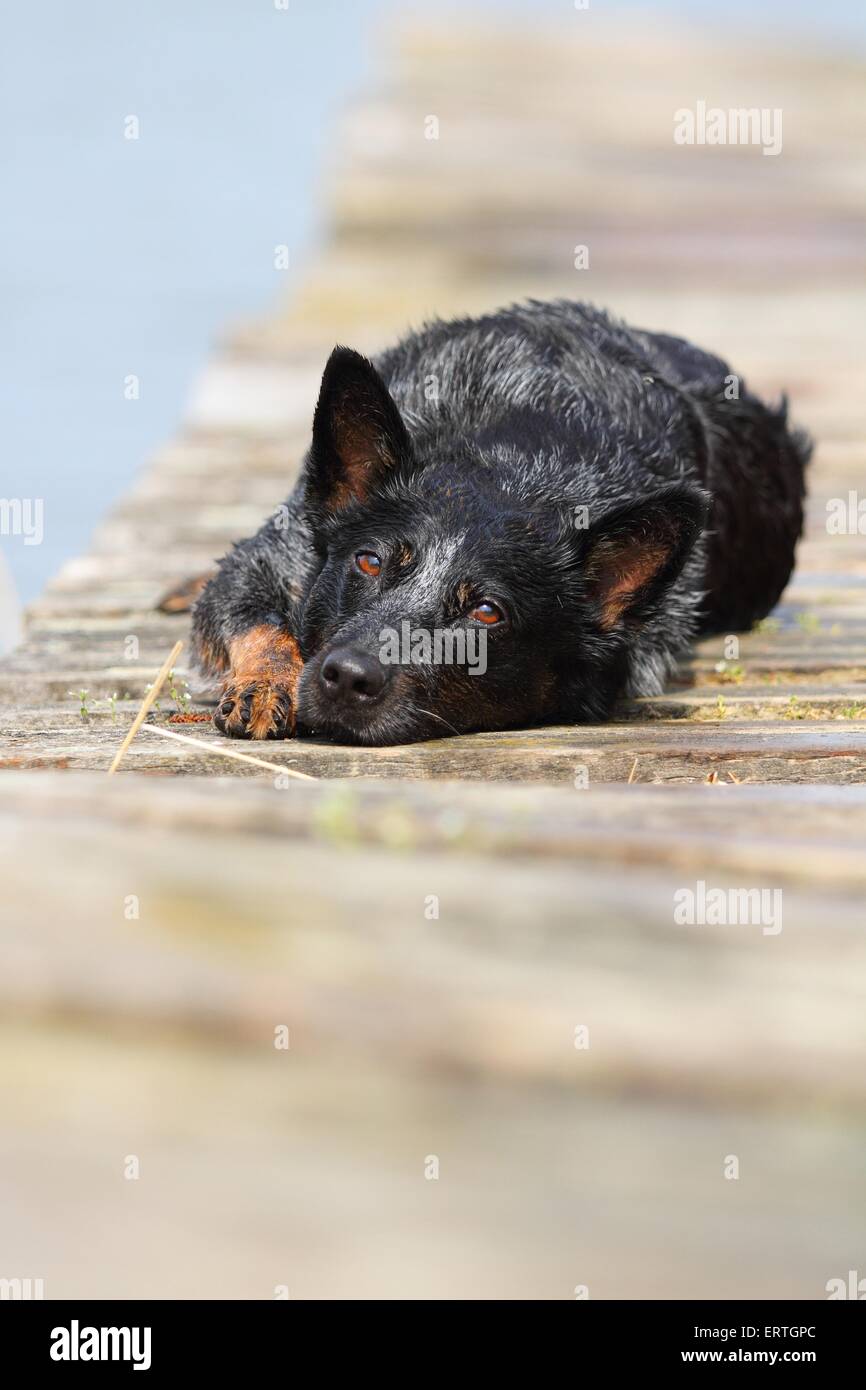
xmin=187 ymin=300 xmax=809 ymax=744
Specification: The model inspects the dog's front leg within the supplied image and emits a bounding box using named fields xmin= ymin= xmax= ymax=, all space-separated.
xmin=213 ymin=622 xmax=304 ymax=740
xmin=191 ymin=501 xmax=312 ymax=740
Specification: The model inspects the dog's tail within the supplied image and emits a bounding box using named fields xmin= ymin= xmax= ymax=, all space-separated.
xmin=695 ymin=389 xmax=811 ymax=635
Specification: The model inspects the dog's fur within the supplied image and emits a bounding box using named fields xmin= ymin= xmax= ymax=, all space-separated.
xmin=190 ymin=300 xmax=809 ymax=743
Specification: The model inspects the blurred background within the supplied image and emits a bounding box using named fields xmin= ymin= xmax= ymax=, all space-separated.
xmin=1 ymin=2 xmax=865 ymax=1301
xmin=1 ymin=0 xmax=865 ymax=627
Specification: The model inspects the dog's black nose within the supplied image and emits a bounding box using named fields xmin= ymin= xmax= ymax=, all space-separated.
xmin=320 ymin=645 xmax=389 ymax=704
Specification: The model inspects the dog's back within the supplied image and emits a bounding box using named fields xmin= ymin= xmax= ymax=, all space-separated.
xmin=376 ymin=299 xmax=809 ymax=636
xmin=637 ymin=325 xmax=809 ymax=633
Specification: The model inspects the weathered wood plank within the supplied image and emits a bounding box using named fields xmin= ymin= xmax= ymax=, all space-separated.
xmin=2 ymin=778 xmax=865 ymax=1105
xmin=3 ymin=1016 xmax=861 ymax=1299
xmin=4 ymin=772 xmax=866 ymax=887
xmin=2 ymin=772 xmax=865 ymax=1299
xmin=2 ymin=711 xmax=865 ymax=783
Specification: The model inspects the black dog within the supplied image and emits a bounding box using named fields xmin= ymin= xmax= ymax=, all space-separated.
xmin=190 ymin=300 xmax=809 ymax=743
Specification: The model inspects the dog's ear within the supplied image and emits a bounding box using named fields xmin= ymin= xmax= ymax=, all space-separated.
xmin=307 ymin=347 xmax=411 ymax=515
xmin=578 ymin=484 xmax=709 ymax=630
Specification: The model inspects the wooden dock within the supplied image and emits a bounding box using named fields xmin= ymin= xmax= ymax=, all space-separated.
xmin=1 ymin=17 xmax=864 ymax=1299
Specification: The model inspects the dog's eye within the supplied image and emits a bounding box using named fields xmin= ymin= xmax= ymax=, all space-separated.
xmin=468 ymin=600 xmax=504 ymax=626
xmin=355 ymin=550 xmax=381 ymax=577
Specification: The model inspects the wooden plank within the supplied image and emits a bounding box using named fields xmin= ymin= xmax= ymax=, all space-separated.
xmin=2 ymin=1016 xmax=860 ymax=1299
xmin=3 ymin=772 xmax=866 ymax=886
xmin=1 ymin=771 xmax=864 ymax=1299
xmin=2 ymin=711 xmax=865 ymax=783
xmin=2 ymin=780 xmax=865 ymax=1102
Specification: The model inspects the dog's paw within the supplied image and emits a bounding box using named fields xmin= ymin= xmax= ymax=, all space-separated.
xmin=214 ymin=677 xmax=296 ymax=740
xmin=214 ymin=625 xmax=304 ymax=740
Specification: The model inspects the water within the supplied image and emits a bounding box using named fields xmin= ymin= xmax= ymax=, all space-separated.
xmin=1 ymin=0 xmax=862 ymax=651
xmin=0 ymin=0 xmax=373 ymax=637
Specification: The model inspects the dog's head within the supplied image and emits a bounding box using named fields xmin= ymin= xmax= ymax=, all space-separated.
xmin=294 ymin=347 xmax=707 ymax=744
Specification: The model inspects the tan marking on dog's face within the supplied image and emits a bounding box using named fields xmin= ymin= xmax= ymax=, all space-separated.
xmin=456 ymin=580 xmax=473 ymax=609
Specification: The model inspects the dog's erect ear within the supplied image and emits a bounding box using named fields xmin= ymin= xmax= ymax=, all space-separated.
xmin=579 ymin=484 xmax=709 ymax=630
xmin=307 ymin=347 xmax=411 ymax=515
